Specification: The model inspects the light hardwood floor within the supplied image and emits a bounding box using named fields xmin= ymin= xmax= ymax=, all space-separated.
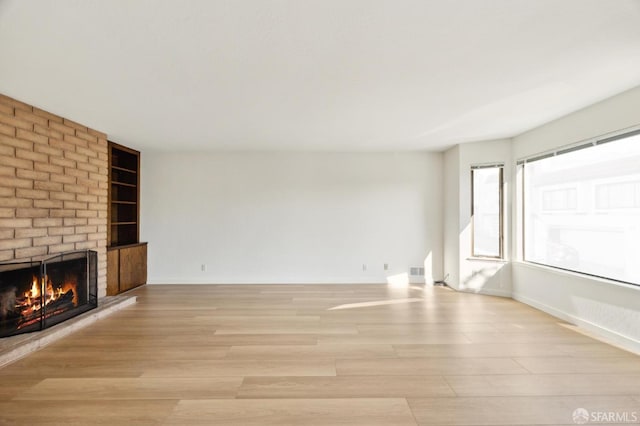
xmin=1 ymin=284 xmax=639 ymax=425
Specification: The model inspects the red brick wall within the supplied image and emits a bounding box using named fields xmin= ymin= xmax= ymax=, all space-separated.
xmin=0 ymin=94 xmax=108 ymax=297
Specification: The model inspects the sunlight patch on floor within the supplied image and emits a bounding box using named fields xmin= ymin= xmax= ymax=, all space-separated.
xmin=327 ymin=298 xmax=424 ymax=311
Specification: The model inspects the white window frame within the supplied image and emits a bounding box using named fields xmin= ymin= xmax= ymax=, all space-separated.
xmin=517 ymin=128 xmax=640 ymax=287
xmin=471 ymin=164 xmax=504 ymax=259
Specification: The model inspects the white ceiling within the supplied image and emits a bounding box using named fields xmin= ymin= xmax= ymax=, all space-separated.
xmin=1 ymin=0 xmax=639 ymax=152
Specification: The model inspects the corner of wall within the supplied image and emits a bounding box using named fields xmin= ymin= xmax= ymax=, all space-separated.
xmin=443 ymin=145 xmax=461 ymax=289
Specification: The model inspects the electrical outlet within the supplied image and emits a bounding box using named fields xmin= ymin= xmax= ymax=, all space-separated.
xmin=362 ymin=264 xmax=367 ymax=271
xmin=383 ymin=263 xmax=389 ymax=271
xmin=201 ymin=264 xmax=207 ymax=272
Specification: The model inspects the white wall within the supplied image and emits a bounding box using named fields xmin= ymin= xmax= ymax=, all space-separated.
xmin=443 ymin=140 xmax=512 ymax=296
xmin=443 ymin=145 xmax=460 ymax=288
xmin=141 ymin=151 xmax=443 ymax=284
xmin=511 ymin=85 xmax=640 ymax=351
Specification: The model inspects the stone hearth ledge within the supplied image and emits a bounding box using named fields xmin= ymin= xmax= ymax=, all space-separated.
xmin=0 ymin=295 xmax=136 ymax=367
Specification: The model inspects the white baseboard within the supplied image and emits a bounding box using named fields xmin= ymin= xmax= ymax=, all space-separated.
xmin=513 ymin=292 xmax=640 ymax=355
xmin=146 ymin=277 xmax=388 ymax=285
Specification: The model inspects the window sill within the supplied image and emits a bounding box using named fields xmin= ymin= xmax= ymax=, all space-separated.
xmin=467 ymin=257 xmax=508 ymax=263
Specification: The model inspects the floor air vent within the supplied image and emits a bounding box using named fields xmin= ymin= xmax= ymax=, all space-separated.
xmin=409 ymin=267 xmax=425 ymax=276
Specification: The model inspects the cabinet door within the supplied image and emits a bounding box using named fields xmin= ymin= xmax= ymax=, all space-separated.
xmin=119 ymin=244 xmax=147 ymax=292
xmin=106 ymin=249 xmax=120 ymax=296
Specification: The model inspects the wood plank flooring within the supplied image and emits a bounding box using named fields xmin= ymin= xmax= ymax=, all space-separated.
xmin=0 ymin=284 xmax=639 ymax=425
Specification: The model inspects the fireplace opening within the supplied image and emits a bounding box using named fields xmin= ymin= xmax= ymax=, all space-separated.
xmin=0 ymin=250 xmax=98 ymax=338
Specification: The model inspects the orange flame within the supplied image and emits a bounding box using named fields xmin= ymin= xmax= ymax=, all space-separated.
xmin=20 ymin=275 xmax=78 ymax=316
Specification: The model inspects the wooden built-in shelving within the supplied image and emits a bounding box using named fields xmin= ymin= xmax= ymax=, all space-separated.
xmin=107 ymin=141 xmax=147 ymax=295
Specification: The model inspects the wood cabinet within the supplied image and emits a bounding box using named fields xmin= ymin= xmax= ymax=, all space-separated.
xmin=107 ymin=142 xmax=147 ymax=295
xmin=107 ymin=243 xmax=147 ymax=294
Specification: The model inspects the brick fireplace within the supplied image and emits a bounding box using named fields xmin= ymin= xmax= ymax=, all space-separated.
xmin=0 ymin=94 xmax=108 ymax=297
xmin=0 ymin=250 xmax=98 ymax=337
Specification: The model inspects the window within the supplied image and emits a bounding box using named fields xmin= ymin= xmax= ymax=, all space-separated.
xmin=542 ymin=187 xmax=578 ymax=211
xmin=595 ymin=181 xmax=640 ymax=210
xmin=471 ymin=165 xmax=503 ymax=258
xmin=522 ymin=130 xmax=640 ymax=286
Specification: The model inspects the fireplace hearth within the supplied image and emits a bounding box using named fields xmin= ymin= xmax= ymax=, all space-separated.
xmin=0 ymin=250 xmax=98 ymax=338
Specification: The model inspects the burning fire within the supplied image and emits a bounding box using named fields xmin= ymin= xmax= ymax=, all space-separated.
xmin=17 ymin=275 xmax=78 ymax=325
